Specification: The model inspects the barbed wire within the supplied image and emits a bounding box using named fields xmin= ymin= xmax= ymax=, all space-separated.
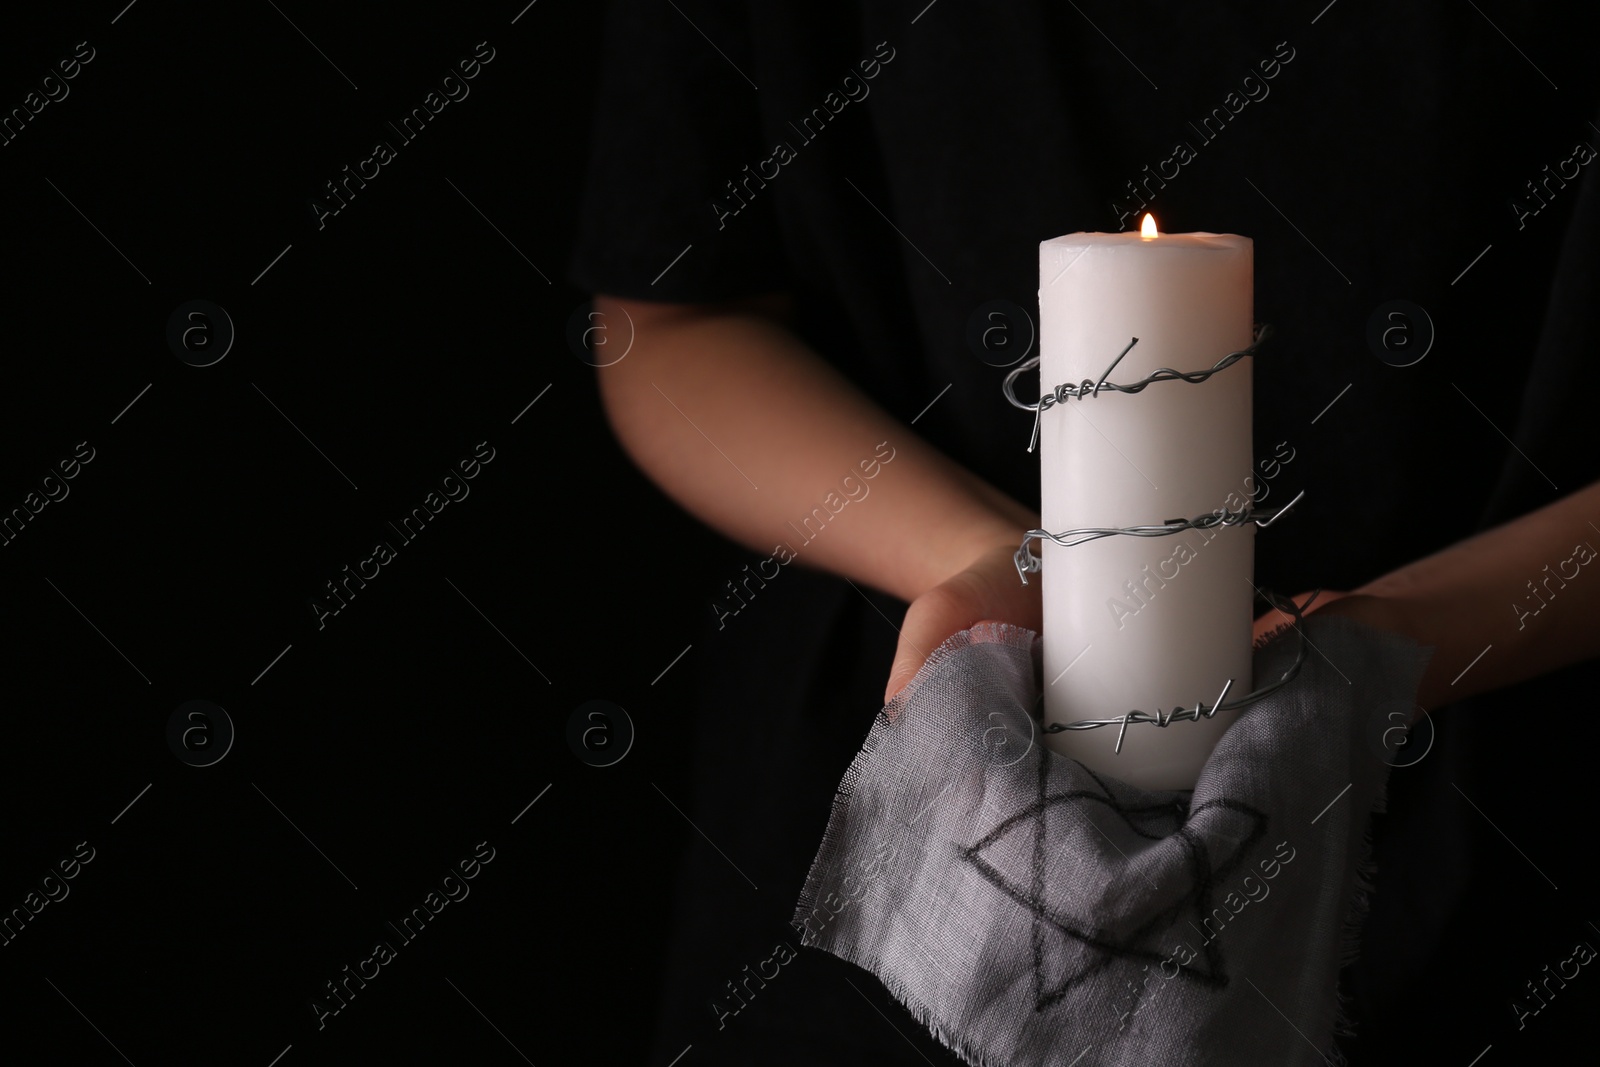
xmin=1037 ymin=586 xmax=1316 ymax=753
xmin=1003 ymin=325 xmax=1270 ymax=453
xmin=1001 ymin=321 xmax=1307 ymax=751
xmin=1012 ymin=489 xmax=1305 ymax=585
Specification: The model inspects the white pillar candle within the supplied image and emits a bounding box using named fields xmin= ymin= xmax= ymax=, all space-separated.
xmin=1036 ymin=219 xmax=1254 ymax=791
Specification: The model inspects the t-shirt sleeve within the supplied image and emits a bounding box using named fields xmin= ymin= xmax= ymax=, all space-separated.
xmin=567 ymin=0 xmax=787 ymax=302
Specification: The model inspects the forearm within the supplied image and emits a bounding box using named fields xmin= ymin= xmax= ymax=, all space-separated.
xmin=593 ymin=294 xmax=1035 ymax=604
xmin=1359 ymin=478 xmax=1600 ymax=708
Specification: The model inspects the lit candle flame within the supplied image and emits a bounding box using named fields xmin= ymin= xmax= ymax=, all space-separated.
xmin=1141 ymin=213 xmax=1158 ymax=238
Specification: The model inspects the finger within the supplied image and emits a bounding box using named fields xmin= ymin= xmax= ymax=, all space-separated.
xmin=884 ymin=585 xmax=973 ymax=706
xmin=883 ymin=633 xmax=921 ymax=717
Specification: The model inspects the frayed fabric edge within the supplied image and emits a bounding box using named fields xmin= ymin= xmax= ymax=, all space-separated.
xmin=883 ymin=622 xmax=1040 ymax=725
xmin=794 ymin=622 xmax=1038 ymax=933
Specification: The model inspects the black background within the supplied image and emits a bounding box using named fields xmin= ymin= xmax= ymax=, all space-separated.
xmin=2 ymin=2 xmax=1598 ymax=1065
xmin=1 ymin=3 xmax=704 ymax=1064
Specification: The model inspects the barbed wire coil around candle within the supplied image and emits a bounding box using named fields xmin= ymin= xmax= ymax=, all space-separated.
xmin=1012 ymin=489 xmax=1305 ymax=586
xmin=1003 ymin=323 xmax=1272 ymax=453
xmin=1034 ymin=586 xmax=1315 ymax=753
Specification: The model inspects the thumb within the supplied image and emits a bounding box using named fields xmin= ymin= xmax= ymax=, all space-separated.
xmin=883 ymin=585 xmax=991 ymax=707
xmin=884 ymin=634 xmax=929 ymax=711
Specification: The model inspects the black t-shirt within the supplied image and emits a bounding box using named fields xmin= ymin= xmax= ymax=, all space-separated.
xmin=571 ymin=3 xmax=1600 ymax=1062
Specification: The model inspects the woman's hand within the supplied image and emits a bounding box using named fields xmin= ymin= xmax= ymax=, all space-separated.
xmin=885 ymin=573 xmax=1406 ymax=708
xmin=884 ymin=537 xmax=1043 ymax=704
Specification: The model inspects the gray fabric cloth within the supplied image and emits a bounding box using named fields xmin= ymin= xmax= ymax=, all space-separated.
xmin=791 ymin=615 xmax=1434 ymax=1066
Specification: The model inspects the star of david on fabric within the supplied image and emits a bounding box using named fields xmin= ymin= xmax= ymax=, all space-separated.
xmin=962 ymin=755 xmax=1268 ymax=1013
